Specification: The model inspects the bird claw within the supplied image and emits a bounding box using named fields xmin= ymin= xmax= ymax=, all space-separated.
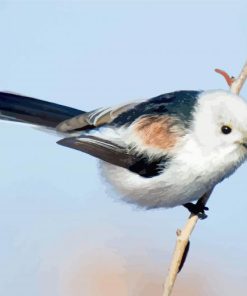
xmin=183 ymin=202 xmax=209 ymax=219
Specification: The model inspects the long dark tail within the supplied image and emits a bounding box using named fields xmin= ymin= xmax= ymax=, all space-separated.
xmin=0 ymin=92 xmax=84 ymax=129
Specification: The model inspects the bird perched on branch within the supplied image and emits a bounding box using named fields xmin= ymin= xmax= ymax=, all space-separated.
xmin=0 ymin=88 xmax=247 ymax=215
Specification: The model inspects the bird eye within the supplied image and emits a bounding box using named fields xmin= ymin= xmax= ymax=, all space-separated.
xmin=221 ymin=125 xmax=232 ymax=135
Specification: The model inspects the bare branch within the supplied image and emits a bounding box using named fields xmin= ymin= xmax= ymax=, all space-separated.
xmin=162 ymin=191 xmax=212 ymax=296
xmin=214 ymin=61 xmax=247 ymax=94
xmin=215 ymin=68 xmax=235 ymax=87
xmin=230 ymin=61 xmax=247 ymax=94
xmin=162 ymin=60 xmax=247 ymax=296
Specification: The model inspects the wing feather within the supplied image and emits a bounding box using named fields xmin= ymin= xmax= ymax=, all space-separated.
xmin=56 ymin=103 xmax=136 ymax=133
xmin=57 ymin=134 xmax=169 ymax=178
xmin=57 ymin=135 xmax=138 ymax=169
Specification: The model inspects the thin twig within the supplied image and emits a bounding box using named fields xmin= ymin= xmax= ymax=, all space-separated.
xmin=162 ymin=60 xmax=247 ymax=296
xmin=215 ymin=68 xmax=235 ymax=87
xmin=231 ymin=61 xmax=247 ymax=94
xmin=162 ymin=191 xmax=212 ymax=296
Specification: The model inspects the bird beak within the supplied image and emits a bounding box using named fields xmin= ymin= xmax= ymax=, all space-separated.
xmin=242 ymin=142 xmax=247 ymax=149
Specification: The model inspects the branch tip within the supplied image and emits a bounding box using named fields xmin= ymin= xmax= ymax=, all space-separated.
xmin=215 ymin=68 xmax=235 ymax=87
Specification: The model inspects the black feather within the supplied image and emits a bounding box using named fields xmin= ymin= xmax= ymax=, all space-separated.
xmin=128 ymin=155 xmax=170 ymax=177
xmin=57 ymin=135 xmax=170 ymax=178
xmin=0 ymin=92 xmax=84 ymax=128
xmin=112 ymin=90 xmax=201 ymax=128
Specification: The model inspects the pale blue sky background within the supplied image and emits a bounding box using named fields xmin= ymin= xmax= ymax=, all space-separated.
xmin=0 ymin=1 xmax=246 ymax=295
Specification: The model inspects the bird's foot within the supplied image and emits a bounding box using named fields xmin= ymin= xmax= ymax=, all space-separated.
xmin=183 ymin=202 xmax=209 ymax=219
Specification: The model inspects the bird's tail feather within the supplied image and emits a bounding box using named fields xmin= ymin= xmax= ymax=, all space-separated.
xmin=0 ymin=92 xmax=84 ymax=130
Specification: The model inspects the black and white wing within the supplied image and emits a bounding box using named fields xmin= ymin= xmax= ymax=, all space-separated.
xmin=56 ymin=102 xmax=137 ymax=133
xmin=57 ymin=134 xmax=169 ymax=178
xmin=57 ymin=135 xmax=136 ymax=169
xmin=57 ymin=91 xmax=201 ymax=177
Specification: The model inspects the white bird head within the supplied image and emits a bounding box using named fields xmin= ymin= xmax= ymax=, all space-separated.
xmin=191 ymin=90 xmax=247 ymax=168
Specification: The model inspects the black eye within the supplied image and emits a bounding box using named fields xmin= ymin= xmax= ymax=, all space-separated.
xmin=221 ymin=125 xmax=232 ymax=134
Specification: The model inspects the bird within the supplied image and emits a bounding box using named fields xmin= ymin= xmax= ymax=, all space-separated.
xmin=0 ymin=89 xmax=247 ymax=215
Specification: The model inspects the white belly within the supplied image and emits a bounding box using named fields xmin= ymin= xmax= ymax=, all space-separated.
xmin=99 ymin=138 xmax=244 ymax=209
xmin=99 ymin=161 xmax=210 ymax=209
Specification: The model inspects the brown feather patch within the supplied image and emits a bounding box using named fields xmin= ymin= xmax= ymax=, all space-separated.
xmin=133 ymin=115 xmax=183 ymax=150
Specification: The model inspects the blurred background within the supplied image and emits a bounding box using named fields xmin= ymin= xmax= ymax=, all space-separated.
xmin=0 ymin=1 xmax=246 ymax=295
